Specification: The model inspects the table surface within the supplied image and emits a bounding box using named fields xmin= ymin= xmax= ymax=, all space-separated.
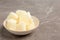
xmin=0 ymin=0 xmax=60 ymax=40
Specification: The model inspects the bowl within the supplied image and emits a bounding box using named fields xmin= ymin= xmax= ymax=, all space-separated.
xmin=3 ymin=16 xmax=39 ymax=35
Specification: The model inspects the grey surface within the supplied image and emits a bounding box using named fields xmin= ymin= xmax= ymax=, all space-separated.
xmin=0 ymin=0 xmax=60 ymax=40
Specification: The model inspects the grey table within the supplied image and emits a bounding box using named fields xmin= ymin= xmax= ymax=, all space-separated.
xmin=0 ymin=0 xmax=60 ymax=40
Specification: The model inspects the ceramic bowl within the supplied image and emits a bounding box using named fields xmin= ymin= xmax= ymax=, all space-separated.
xmin=3 ymin=16 xmax=39 ymax=35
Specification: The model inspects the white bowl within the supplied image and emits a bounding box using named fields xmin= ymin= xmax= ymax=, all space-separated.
xmin=3 ymin=16 xmax=39 ymax=35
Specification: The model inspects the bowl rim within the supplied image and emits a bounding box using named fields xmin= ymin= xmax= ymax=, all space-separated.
xmin=3 ymin=16 xmax=40 ymax=32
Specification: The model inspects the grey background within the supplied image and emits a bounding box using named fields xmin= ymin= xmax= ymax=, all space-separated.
xmin=0 ymin=0 xmax=60 ymax=40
